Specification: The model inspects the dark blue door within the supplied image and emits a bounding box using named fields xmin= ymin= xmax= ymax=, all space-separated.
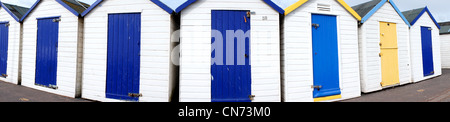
xmin=211 ymin=10 xmax=251 ymax=102
xmin=421 ymin=26 xmax=434 ymax=76
xmin=106 ymin=13 xmax=141 ymax=101
xmin=35 ymin=17 xmax=59 ymax=88
xmin=312 ymin=14 xmax=340 ymax=98
xmin=0 ymin=22 xmax=8 ymax=78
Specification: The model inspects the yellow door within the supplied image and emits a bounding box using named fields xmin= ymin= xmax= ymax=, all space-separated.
xmin=379 ymin=22 xmax=400 ymax=87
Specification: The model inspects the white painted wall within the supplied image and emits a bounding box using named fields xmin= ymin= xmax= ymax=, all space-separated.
xmin=0 ymin=8 xmax=21 ymax=84
xmin=359 ymin=3 xmax=411 ymax=93
xmin=179 ymin=0 xmax=281 ymax=102
xmin=82 ymin=0 xmax=174 ymax=102
xmin=409 ymin=12 xmax=441 ymax=83
xmin=21 ymin=0 xmax=80 ymax=97
xmin=441 ymin=34 xmax=450 ymax=68
xmin=281 ymin=0 xmax=360 ymax=102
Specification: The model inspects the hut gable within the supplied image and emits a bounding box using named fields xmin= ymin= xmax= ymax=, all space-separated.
xmin=56 ymin=0 xmax=102 ymax=17
xmin=263 ymin=0 xmax=361 ymax=20
xmin=352 ymin=0 xmax=410 ymax=26
xmin=151 ymin=0 xmax=196 ymax=14
xmin=0 ymin=0 xmax=39 ymax=22
xmin=402 ymin=7 xmax=440 ymax=29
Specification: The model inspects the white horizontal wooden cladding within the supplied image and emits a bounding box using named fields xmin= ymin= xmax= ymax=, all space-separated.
xmin=359 ymin=3 xmax=411 ymax=93
xmin=281 ymin=0 xmax=361 ymax=102
xmin=0 ymin=8 xmax=20 ymax=84
xmin=21 ymin=0 xmax=80 ymax=97
xmin=409 ymin=12 xmax=442 ymax=82
xmin=179 ymin=0 xmax=281 ymax=102
xmin=441 ymin=34 xmax=450 ymax=68
xmin=82 ymin=0 xmax=174 ymax=102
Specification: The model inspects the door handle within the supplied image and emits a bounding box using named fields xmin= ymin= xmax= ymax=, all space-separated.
xmin=249 ymin=95 xmax=255 ymax=101
xmin=312 ymin=23 xmax=320 ymax=29
xmin=312 ymin=85 xmax=322 ymax=90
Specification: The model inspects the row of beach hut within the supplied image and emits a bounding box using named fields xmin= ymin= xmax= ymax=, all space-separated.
xmin=0 ymin=0 xmax=443 ymax=102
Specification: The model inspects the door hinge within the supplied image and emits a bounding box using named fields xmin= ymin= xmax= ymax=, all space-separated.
xmin=1 ymin=74 xmax=7 ymax=78
xmin=428 ymin=28 xmax=433 ymax=31
xmin=312 ymin=23 xmax=320 ymax=29
xmin=246 ymin=11 xmax=251 ymax=18
xmin=5 ymin=23 xmax=10 ymax=27
xmin=249 ymin=95 xmax=255 ymax=101
xmin=128 ymin=93 xmax=143 ymax=98
xmin=53 ymin=18 xmax=61 ymax=22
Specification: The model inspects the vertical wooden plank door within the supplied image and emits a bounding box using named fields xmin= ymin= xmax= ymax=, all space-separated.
xmin=311 ymin=14 xmax=341 ymax=101
xmin=35 ymin=17 xmax=59 ymax=88
xmin=421 ymin=26 xmax=434 ymax=76
xmin=0 ymin=22 xmax=8 ymax=78
xmin=106 ymin=13 xmax=141 ymax=101
xmin=211 ymin=10 xmax=251 ymax=102
xmin=379 ymin=22 xmax=400 ymax=87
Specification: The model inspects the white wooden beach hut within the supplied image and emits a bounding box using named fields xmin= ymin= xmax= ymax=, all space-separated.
xmin=81 ymin=0 xmax=188 ymax=102
xmin=352 ymin=0 xmax=412 ymax=93
xmin=266 ymin=0 xmax=362 ymax=102
xmin=0 ymin=1 xmax=37 ymax=84
xmin=179 ymin=0 xmax=282 ymax=102
xmin=402 ymin=7 xmax=442 ymax=83
xmin=20 ymin=0 xmax=97 ymax=98
xmin=439 ymin=22 xmax=450 ymax=68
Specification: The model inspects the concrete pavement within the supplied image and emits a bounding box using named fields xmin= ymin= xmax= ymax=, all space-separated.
xmin=342 ymin=69 xmax=450 ymax=102
xmin=0 ymin=81 xmax=91 ymax=102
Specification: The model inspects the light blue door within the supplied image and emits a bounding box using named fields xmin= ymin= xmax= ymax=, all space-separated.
xmin=312 ymin=14 xmax=340 ymax=98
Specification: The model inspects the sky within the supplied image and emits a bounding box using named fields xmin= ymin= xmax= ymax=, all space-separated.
xmin=1 ymin=0 xmax=450 ymax=22
xmin=345 ymin=0 xmax=450 ymax=22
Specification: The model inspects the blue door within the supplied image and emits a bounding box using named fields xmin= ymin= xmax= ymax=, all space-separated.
xmin=0 ymin=22 xmax=8 ymax=78
xmin=35 ymin=17 xmax=59 ymax=88
xmin=106 ymin=13 xmax=141 ymax=101
xmin=421 ymin=26 xmax=434 ymax=76
xmin=312 ymin=14 xmax=340 ymax=98
xmin=211 ymin=10 xmax=251 ymax=102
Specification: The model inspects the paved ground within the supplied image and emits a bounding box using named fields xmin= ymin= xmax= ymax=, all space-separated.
xmin=342 ymin=69 xmax=450 ymax=102
xmin=1 ymin=69 xmax=449 ymax=102
xmin=0 ymin=81 xmax=91 ymax=102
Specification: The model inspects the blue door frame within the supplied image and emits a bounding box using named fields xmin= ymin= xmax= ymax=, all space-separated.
xmin=35 ymin=17 xmax=59 ymax=88
xmin=211 ymin=10 xmax=252 ymax=102
xmin=312 ymin=14 xmax=341 ymax=98
xmin=106 ymin=13 xmax=141 ymax=101
xmin=0 ymin=22 xmax=8 ymax=78
xmin=421 ymin=26 xmax=434 ymax=76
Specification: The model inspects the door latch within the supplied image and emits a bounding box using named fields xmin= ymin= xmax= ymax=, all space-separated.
xmin=128 ymin=93 xmax=143 ymax=97
xmin=249 ymin=95 xmax=256 ymax=101
xmin=312 ymin=23 xmax=320 ymax=29
xmin=53 ymin=18 xmax=61 ymax=22
xmin=312 ymin=85 xmax=322 ymax=90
